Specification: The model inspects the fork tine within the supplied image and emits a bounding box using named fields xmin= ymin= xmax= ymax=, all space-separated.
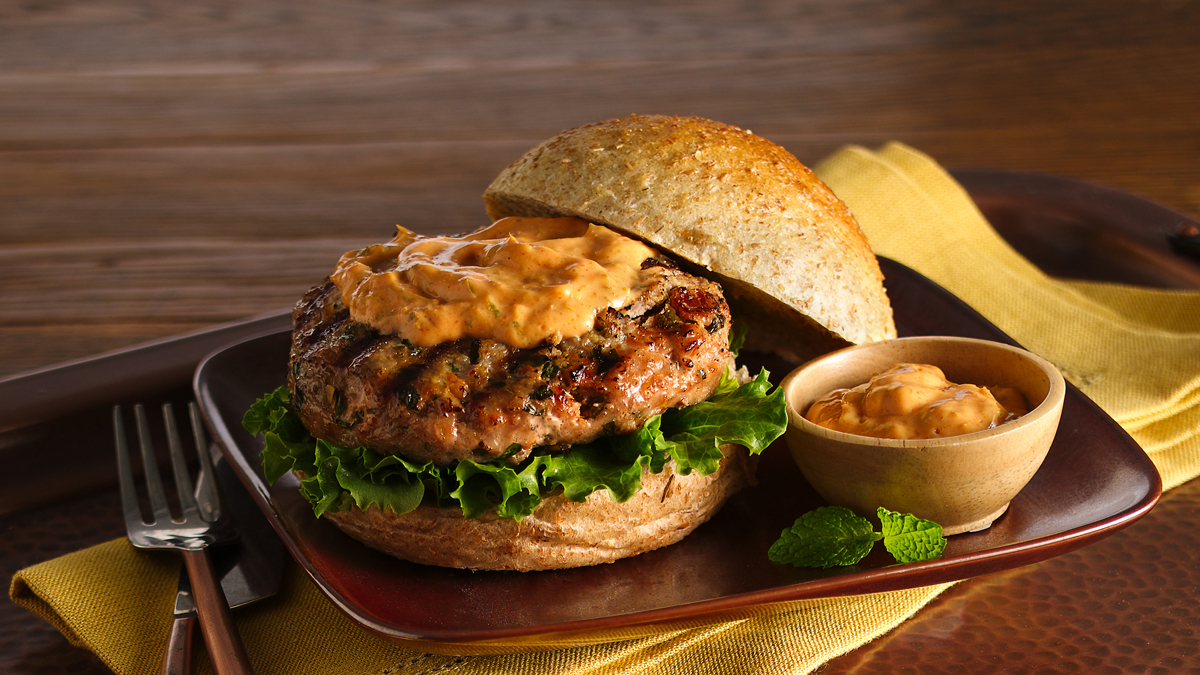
xmin=113 ymin=406 xmax=146 ymax=531
xmin=134 ymin=403 xmax=174 ymax=524
xmin=164 ymin=402 xmax=200 ymax=521
xmin=189 ymin=402 xmax=222 ymax=523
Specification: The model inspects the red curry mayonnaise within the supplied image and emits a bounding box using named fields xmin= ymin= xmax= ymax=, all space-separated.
xmin=804 ymin=363 xmax=1028 ymax=439
xmin=331 ymin=217 xmax=669 ymax=348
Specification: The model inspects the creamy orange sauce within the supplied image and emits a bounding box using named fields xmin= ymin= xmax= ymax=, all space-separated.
xmin=330 ymin=216 xmax=668 ymax=348
xmin=805 ymin=363 xmax=1028 ymax=439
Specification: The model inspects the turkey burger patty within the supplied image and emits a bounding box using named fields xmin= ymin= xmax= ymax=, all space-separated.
xmin=289 ymin=251 xmax=733 ymax=467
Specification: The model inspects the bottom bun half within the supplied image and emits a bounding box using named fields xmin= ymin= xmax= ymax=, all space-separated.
xmin=320 ymin=445 xmax=756 ymax=572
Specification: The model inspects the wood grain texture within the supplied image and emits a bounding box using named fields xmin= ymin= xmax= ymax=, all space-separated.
xmin=1 ymin=1 xmax=1198 ymax=379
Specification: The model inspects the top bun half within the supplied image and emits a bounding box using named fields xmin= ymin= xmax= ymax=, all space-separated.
xmin=483 ymin=114 xmax=896 ymax=363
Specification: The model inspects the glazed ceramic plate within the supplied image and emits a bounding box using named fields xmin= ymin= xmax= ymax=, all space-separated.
xmin=195 ymin=257 xmax=1161 ymax=655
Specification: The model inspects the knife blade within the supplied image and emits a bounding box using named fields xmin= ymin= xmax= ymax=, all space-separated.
xmin=162 ymin=451 xmax=285 ymax=675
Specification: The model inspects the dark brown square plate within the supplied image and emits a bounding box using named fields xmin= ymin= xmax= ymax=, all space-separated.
xmin=194 ymin=257 xmax=1161 ymax=655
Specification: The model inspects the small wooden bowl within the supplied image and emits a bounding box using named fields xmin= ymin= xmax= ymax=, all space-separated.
xmin=780 ymin=336 xmax=1066 ymax=535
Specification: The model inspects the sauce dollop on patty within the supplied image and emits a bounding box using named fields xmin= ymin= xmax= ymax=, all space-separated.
xmin=332 ymin=217 xmax=670 ymax=348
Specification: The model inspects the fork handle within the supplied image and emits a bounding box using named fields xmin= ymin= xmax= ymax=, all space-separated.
xmin=182 ymin=548 xmax=255 ymax=675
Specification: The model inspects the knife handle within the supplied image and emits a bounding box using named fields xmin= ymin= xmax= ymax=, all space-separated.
xmin=182 ymin=548 xmax=255 ymax=675
xmin=162 ymin=616 xmax=196 ymax=675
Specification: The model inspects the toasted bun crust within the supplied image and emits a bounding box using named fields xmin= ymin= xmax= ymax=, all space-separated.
xmin=483 ymin=114 xmax=896 ymax=363
xmin=323 ymin=447 xmax=755 ymax=572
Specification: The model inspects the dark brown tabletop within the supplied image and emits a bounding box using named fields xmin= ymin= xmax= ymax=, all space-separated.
xmin=2 ymin=2 xmax=1199 ymax=673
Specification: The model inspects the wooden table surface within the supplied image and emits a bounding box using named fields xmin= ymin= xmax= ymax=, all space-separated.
xmin=2 ymin=2 xmax=1199 ymax=673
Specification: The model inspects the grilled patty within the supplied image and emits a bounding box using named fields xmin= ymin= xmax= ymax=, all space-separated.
xmin=289 ymin=260 xmax=732 ymax=466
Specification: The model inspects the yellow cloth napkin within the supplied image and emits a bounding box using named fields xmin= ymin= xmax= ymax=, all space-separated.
xmin=815 ymin=142 xmax=1200 ymax=491
xmin=11 ymin=143 xmax=1200 ymax=674
xmin=10 ymin=539 xmax=948 ymax=675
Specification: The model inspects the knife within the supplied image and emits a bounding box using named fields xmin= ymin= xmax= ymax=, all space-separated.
xmin=162 ymin=451 xmax=285 ymax=675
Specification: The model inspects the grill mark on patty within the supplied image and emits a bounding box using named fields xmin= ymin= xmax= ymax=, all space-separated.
xmin=289 ymin=265 xmax=732 ymax=466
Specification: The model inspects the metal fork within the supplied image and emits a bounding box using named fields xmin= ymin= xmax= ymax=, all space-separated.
xmin=114 ymin=402 xmax=255 ymax=675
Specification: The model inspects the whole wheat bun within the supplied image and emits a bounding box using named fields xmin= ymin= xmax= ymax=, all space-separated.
xmin=484 ymin=114 xmax=896 ymax=363
xmin=323 ymin=448 xmax=754 ymax=572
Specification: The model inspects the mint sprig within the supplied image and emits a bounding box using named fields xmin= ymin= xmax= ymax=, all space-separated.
xmin=769 ymin=506 xmax=946 ymax=568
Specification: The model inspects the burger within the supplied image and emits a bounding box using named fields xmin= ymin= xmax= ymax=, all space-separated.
xmin=243 ymin=115 xmax=895 ymax=572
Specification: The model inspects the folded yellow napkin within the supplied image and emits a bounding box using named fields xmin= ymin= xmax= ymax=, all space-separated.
xmin=816 ymin=142 xmax=1200 ymax=491
xmin=11 ymin=143 xmax=1200 ymax=674
xmin=10 ymin=537 xmax=949 ymax=675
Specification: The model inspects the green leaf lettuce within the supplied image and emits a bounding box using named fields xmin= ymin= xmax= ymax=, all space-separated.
xmin=243 ymin=368 xmax=786 ymax=521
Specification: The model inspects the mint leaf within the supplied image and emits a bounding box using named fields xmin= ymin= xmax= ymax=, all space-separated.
xmin=878 ymin=507 xmax=947 ymax=563
xmin=768 ymin=506 xmax=883 ymax=568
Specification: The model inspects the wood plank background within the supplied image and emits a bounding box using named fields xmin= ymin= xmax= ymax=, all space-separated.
xmin=2 ymin=1 xmax=1198 ymax=377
